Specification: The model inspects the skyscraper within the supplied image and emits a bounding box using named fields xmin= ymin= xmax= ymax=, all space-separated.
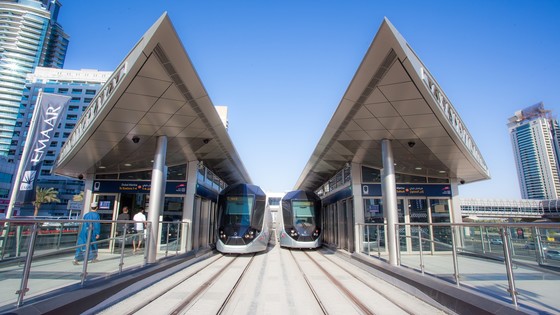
xmin=508 ymin=102 xmax=560 ymax=199
xmin=0 ymin=0 xmax=69 ymax=156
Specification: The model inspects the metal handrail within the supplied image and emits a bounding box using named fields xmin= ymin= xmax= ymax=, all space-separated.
xmin=0 ymin=218 xmax=189 ymax=307
xmin=357 ymin=221 xmax=560 ymax=307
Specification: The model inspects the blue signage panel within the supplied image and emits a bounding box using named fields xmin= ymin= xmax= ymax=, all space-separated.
xmin=92 ymin=180 xmax=187 ymax=194
xmin=361 ymin=184 xmax=452 ymax=197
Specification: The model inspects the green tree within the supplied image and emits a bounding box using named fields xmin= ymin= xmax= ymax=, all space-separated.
xmin=33 ymin=187 xmax=61 ymax=217
xmin=73 ymin=191 xmax=84 ymax=202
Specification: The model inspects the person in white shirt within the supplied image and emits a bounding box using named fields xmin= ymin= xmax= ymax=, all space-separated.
xmin=132 ymin=208 xmax=146 ymax=253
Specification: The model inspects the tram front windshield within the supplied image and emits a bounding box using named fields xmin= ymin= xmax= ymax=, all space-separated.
xmin=293 ymin=200 xmax=316 ymax=233
xmin=225 ymin=196 xmax=253 ymax=227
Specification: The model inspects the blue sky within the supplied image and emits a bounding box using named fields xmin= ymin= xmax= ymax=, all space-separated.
xmin=58 ymin=1 xmax=560 ymax=198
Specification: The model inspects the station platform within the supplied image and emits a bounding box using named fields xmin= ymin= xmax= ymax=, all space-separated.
xmin=1 ymin=243 xmax=557 ymax=314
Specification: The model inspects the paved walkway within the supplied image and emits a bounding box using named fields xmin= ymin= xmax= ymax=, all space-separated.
xmin=368 ymin=251 xmax=560 ymax=314
xmin=1 ymin=246 xmax=559 ymax=314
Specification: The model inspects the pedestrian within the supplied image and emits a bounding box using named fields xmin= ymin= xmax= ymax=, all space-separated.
xmin=132 ymin=207 xmax=146 ymax=253
xmin=73 ymin=202 xmax=101 ymax=265
xmin=116 ymin=206 xmax=130 ymax=236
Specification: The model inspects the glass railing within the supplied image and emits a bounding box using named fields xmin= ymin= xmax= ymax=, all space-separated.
xmin=0 ymin=218 xmax=189 ymax=308
xmin=358 ymin=222 xmax=560 ymax=310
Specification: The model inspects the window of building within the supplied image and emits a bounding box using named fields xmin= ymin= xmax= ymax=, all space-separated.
xmin=71 ymin=89 xmax=82 ymax=94
xmin=85 ymin=89 xmax=96 ymax=95
xmin=168 ymin=164 xmax=186 ymax=180
xmin=66 ymin=114 xmax=77 ymax=121
xmin=120 ymin=170 xmax=152 ymax=180
xmin=268 ymin=197 xmax=281 ymax=206
xmin=84 ymin=98 xmax=93 ymax=103
xmin=58 ymin=88 xmax=68 ymax=94
xmin=64 ymin=123 xmax=75 ymax=129
xmin=362 ymin=166 xmax=381 ymax=183
xmin=364 ymin=198 xmax=384 ymax=223
xmin=0 ymin=172 xmax=12 ymax=183
xmin=95 ymin=173 xmax=118 ymax=179
xmin=70 ymin=97 xmax=80 ymax=102
xmin=44 ymin=87 xmax=55 ymax=93
xmin=50 ymin=141 xmax=58 ymax=147
xmin=63 ymin=132 xmax=70 ymax=138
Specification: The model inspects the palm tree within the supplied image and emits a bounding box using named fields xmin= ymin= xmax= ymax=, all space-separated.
xmin=33 ymin=187 xmax=61 ymax=217
xmin=73 ymin=191 xmax=84 ymax=202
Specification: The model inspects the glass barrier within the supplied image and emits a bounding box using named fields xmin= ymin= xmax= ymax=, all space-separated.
xmin=0 ymin=218 xmax=190 ymax=308
xmin=358 ymin=222 xmax=560 ymax=309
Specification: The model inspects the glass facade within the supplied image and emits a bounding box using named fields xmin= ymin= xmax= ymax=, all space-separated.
xmin=0 ymin=0 xmax=69 ymax=156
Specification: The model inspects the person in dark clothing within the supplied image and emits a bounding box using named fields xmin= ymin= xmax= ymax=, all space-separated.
xmin=116 ymin=206 xmax=131 ymax=235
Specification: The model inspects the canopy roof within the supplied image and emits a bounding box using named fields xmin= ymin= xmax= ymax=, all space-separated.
xmin=54 ymin=13 xmax=251 ymax=185
xmin=295 ymin=18 xmax=490 ymax=191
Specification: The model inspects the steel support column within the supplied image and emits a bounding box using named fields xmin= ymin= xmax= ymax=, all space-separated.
xmin=381 ymin=139 xmax=398 ymax=266
xmin=147 ymin=136 xmax=167 ymax=263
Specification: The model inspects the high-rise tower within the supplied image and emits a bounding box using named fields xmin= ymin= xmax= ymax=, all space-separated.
xmin=0 ymin=0 xmax=69 ymax=156
xmin=508 ymin=102 xmax=560 ymax=199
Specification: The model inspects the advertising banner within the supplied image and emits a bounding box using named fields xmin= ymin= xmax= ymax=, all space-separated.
xmin=15 ymin=92 xmax=71 ymax=204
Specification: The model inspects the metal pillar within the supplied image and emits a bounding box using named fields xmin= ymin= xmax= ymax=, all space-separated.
xmin=381 ymin=139 xmax=398 ymax=266
xmin=147 ymin=136 xmax=167 ymax=263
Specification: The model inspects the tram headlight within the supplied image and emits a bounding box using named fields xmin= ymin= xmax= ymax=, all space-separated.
xmin=312 ymin=228 xmax=320 ymax=237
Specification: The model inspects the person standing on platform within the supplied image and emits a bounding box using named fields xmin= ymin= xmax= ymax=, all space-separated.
xmin=73 ymin=202 xmax=101 ymax=265
xmin=132 ymin=208 xmax=146 ymax=253
xmin=116 ymin=206 xmax=130 ymax=236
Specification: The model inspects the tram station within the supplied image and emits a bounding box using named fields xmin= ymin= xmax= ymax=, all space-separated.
xmin=1 ymin=11 xmax=558 ymax=315
xmin=52 ymin=12 xmax=490 ymax=263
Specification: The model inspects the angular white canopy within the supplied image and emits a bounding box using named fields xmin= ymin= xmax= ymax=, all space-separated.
xmin=54 ymin=13 xmax=251 ymax=185
xmin=295 ymin=18 xmax=490 ymax=191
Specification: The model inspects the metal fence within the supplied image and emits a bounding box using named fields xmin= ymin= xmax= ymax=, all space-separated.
xmin=0 ymin=218 xmax=189 ymax=308
xmin=358 ymin=222 xmax=560 ymax=307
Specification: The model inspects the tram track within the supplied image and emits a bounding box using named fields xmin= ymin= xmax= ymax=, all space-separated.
xmin=172 ymin=254 xmax=255 ymax=314
xmin=288 ymin=249 xmax=434 ymax=315
xmin=99 ymin=253 xmax=256 ymax=315
xmin=317 ymin=250 xmax=422 ymax=315
xmin=114 ymin=254 xmax=225 ymax=315
xmin=290 ymin=249 xmax=375 ymax=315
xmin=288 ymin=250 xmax=329 ymax=314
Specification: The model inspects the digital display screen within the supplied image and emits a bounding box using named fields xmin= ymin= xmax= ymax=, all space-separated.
xmin=99 ymin=200 xmax=111 ymax=210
